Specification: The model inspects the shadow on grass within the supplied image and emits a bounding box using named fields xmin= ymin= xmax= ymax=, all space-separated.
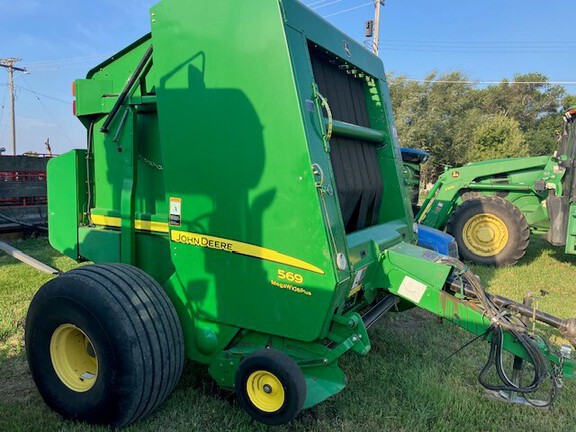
xmin=0 ymin=352 xmax=38 ymax=404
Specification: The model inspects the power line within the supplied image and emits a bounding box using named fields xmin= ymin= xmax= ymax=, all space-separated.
xmin=312 ymin=0 xmax=348 ymax=10
xmin=323 ymin=1 xmax=373 ymax=17
xmin=383 ymin=38 xmax=576 ymax=46
xmin=392 ymin=78 xmax=576 ymax=86
xmin=18 ymin=87 xmax=72 ymax=105
xmin=22 ymin=76 xmax=75 ymax=147
xmin=305 ymin=0 xmax=335 ymax=6
xmin=379 ymin=45 xmax=576 ymax=54
xmin=25 ymin=54 xmax=110 ymax=67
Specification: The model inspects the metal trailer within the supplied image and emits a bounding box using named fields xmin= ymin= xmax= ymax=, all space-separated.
xmin=0 ymin=156 xmax=48 ymax=231
xmin=25 ymin=0 xmax=575 ymax=427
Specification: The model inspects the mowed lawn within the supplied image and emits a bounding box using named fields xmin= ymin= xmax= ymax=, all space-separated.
xmin=1 ymin=237 xmax=575 ymax=432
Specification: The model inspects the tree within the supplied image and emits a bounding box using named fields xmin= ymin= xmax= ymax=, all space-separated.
xmin=389 ymin=70 xmax=571 ymax=174
xmin=468 ymin=116 xmax=528 ymax=162
xmin=388 ymin=71 xmax=477 ymax=175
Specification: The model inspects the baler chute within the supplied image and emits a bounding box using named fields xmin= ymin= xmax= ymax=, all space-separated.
xmin=24 ymin=0 xmax=574 ymax=427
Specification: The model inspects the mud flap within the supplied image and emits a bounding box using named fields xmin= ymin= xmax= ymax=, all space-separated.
xmin=565 ymin=204 xmax=576 ymax=254
xmin=546 ymin=195 xmax=569 ymax=247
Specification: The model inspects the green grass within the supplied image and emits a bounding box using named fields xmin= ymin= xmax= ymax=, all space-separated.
xmin=1 ymin=237 xmax=575 ymax=432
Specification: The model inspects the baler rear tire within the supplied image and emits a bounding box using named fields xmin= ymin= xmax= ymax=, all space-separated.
xmin=447 ymin=196 xmax=530 ymax=266
xmin=25 ymin=263 xmax=184 ymax=427
xmin=235 ymin=349 xmax=306 ymax=426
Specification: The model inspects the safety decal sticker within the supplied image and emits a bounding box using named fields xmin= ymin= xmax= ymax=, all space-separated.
xmin=169 ymin=197 xmax=182 ymax=227
xmin=348 ymin=267 xmax=367 ymax=297
xmin=398 ymin=276 xmax=427 ymax=304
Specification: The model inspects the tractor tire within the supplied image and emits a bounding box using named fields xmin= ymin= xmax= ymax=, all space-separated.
xmin=446 ymin=196 xmax=530 ymax=266
xmin=235 ymin=349 xmax=306 ymax=426
xmin=25 ymin=263 xmax=184 ymax=428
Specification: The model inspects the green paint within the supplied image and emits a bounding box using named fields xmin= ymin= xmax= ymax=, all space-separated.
xmin=45 ymin=0 xmax=574 ymax=423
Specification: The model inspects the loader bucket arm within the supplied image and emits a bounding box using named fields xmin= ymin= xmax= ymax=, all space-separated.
xmin=417 ymin=156 xmax=551 ymax=230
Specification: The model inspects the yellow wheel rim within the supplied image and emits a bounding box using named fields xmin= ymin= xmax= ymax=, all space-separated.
xmin=462 ymin=213 xmax=509 ymax=257
xmin=50 ymin=324 xmax=98 ymax=393
xmin=246 ymin=370 xmax=285 ymax=413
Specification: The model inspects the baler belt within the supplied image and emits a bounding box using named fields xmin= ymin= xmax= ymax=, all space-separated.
xmin=310 ymin=45 xmax=383 ymax=233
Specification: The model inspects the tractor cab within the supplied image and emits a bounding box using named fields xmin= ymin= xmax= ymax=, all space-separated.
xmin=558 ymin=106 xmax=576 ymax=252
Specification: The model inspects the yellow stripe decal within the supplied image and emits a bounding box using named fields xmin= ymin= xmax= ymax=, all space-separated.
xmin=90 ymin=215 xmax=170 ymax=234
xmin=171 ymin=230 xmax=325 ymax=275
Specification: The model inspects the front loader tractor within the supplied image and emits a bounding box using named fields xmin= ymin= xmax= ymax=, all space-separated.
xmin=24 ymin=0 xmax=575 ymax=427
xmin=418 ymin=108 xmax=576 ymax=266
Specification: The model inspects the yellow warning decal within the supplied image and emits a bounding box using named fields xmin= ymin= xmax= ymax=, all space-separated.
xmin=171 ymin=230 xmax=325 ymax=275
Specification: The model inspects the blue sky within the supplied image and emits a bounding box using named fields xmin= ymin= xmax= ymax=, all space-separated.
xmin=1 ymin=0 xmax=574 ymax=155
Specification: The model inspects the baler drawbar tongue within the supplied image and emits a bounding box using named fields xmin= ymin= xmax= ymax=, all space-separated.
xmin=436 ymin=256 xmax=575 ymax=403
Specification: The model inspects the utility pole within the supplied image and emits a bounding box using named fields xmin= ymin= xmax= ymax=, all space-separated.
xmin=0 ymin=58 xmax=27 ymax=156
xmin=372 ymin=0 xmax=385 ymax=55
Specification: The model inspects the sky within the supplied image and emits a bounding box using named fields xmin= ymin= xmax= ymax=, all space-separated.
xmin=1 ymin=0 xmax=575 ymax=155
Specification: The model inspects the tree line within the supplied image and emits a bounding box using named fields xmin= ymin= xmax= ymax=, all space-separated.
xmin=388 ymin=72 xmax=576 ymax=178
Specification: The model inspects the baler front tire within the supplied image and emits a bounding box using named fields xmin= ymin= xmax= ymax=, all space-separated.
xmin=447 ymin=196 xmax=530 ymax=266
xmin=235 ymin=349 xmax=306 ymax=426
xmin=25 ymin=264 xmax=184 ymax=427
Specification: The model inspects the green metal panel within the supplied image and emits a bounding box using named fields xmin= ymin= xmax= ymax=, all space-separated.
xmin=150 ymin=0 xmax=336 ymax=342
xmin=78 ymin=227 xmax=119 ymax=262
xmin=47 ymin=150 xmax=86 ymax=260
xmin=74 ymin=80 xmax=113 ymax=117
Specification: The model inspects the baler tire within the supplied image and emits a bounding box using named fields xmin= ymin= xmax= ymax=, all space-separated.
xmin=447 ymin=196 xmax=530 ymax=266
xmin=235 ymin=349 xmax=306 ymax=426
xmin=25 ymin=263 xmax=185 ymax=428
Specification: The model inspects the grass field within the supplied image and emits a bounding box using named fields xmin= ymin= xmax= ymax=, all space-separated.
xmin=1 ymin=237 xmax=575 ymax=431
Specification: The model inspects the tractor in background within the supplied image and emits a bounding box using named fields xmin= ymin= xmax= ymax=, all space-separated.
xmin=416 ymin=108 xmax=576 ymax=266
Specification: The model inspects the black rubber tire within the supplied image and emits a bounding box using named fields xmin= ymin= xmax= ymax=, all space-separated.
xmin=235 ymin=349 xmax=306 ymax=426
xmin=460 ymin=191 xmax=482 ymax=201
xmin=447 ymin=196 xmax=530 ymax=266
xmin=25 ymin=263 xmax=184 ymax=427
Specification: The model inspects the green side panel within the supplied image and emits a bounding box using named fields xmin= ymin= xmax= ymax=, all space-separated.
xmin=134 ymin=234 xmax=174 ymax=285
xmin=78 ymin=226 xmax=174 ymax=283
xmin=87 ymin=35 xmax=153 ymax=92
xmin=163 ymin=273 xmax=240 ymax=365
xmin=74 ymin=79 xmax=113 ymax=116
xmin=150 ymin=0 xmax=336 ymax=342
xmin=303 ymin=363 xmax=346 ymax=409
xmin=78 ymin=227 xmax=120 ymax=262
xmin=48 ymin=150 xmax=87 ymax=260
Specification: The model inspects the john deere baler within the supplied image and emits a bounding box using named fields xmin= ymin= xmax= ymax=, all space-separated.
xmin=25 ymin=0 xmax=575 ymax=427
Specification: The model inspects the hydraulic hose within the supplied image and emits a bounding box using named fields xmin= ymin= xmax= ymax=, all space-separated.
xmin=437 ymin=257 xmax=557 ymax=402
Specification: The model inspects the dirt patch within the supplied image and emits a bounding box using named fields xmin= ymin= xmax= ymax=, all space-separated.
xmin=0 ymin=354 xmax=39 ymax=403
xmin=377 ymin=308 xmax=437 ymax=334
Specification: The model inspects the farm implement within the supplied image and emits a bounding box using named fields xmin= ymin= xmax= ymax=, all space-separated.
xmin=24 ymin=0 xmax=575 ymax=427
xmin=417 ymin=108 xmax=576 ymax=266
